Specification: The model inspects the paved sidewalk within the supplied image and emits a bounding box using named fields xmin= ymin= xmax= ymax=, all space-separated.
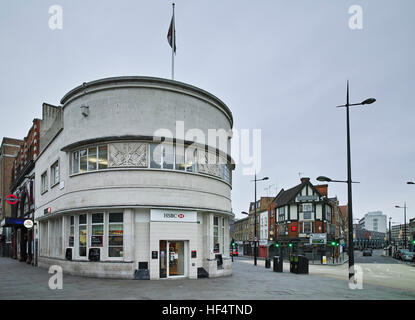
xmin=1 ymin=257 xmax=415 ymax=300
xmin=237 ymin=254 xmax=349 ymax=266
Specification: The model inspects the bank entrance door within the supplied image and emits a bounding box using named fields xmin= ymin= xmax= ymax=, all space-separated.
xmin=159 ymin=240 xmax=186 ymax=278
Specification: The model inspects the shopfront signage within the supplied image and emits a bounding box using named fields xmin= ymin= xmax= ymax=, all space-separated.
xmin=44 ymin=207 xmax=51 ymax=215
xmin=297 ymin=195 xmax=319 ymax=202
xmin=150 ymin=209 xmax=197 ymax=223
xmin=310 ymin=233 xmax=327 ymax=245
xmin=24 ymin=219 xmax=33 ymax=229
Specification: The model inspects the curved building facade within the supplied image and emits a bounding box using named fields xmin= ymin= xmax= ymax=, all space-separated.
xmin=34 ymin=77 xmax=234 ymax=279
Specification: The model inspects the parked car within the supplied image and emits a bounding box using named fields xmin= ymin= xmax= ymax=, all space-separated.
xmin=394 ymin=249 xmax=410 ymax=260
xmin=362 ymin=248 xmax=373 ymax=256
xmin=401 ymin=252 xmax=415 ymax=262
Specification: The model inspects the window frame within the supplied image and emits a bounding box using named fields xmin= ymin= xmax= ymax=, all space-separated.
xmin=71 ymin=144 xmax=108 ymax=175
xmin=50 ymin=160 xmax=60 ymax=188
xmin=107 ymin=212 xmax=124 ymax=259
xmin=40 ymin=171 xmax=48 ymax=194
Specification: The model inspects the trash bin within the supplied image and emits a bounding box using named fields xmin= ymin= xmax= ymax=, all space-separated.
xmin=290 ymin=254 xmax=298 ymax=273
xmin=297 ymin=255 xmax=309 ymax=274
xmin=273 ymin=256 xmax=283 ymax=272
xmin=265 ymin=257 xmax=271 ymax=268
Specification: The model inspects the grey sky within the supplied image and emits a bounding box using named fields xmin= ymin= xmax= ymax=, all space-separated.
xmin=1 ymin=0 xmax=414 ymax=224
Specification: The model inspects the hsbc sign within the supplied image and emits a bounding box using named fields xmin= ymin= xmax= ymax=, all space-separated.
xmin=151 ymin=209 xmax=197 ymax=223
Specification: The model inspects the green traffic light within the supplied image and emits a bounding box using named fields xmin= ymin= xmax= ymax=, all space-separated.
xmin=331 ymin=241 xmax=335 ymax=246
xmin=288 ymin=243 xmax=293 ymax=248
xmin=275 ymin=243 xmax=280 ymax=248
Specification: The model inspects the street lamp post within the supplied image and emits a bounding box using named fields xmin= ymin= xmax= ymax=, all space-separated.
xmin=395 ymin=203 xmax=408 ymax=249
xmin=315 ymin=84 xmax=376 ymax=280
xmin=243 ymin=174 xmax=269 ymax=266
xmin=333 ymin=81 xmax=375 ymax=282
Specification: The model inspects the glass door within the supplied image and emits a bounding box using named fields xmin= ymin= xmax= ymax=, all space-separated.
xmin=168 ymin=241 xmax=184 ymax=277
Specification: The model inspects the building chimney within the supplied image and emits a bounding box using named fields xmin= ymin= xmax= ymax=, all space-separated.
xmin=300 ymin=177 xmax=310 ymax=184
xmin=315 ymin=184 xmax=328 ymax=197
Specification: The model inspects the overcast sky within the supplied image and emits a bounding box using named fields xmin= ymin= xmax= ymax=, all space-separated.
xmin=1 ymin=0 xmax=414 ymax=225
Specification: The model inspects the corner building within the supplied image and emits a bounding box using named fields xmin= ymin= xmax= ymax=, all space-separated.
xmin=35 ymin=77 xmax=234 ymax=279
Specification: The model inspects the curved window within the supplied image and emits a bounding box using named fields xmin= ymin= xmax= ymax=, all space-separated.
xmin=72 ymin=145 xmax=108 ymax=174
xmin=70 ymin=141 xmax=231 ymax=183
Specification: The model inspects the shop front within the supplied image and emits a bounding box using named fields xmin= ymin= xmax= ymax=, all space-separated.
xmin=159 ymin=240 xmax=188 ymax=278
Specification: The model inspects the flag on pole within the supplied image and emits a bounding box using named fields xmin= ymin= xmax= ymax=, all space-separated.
xmin=167 ymin=13 xmax=176 ymax=53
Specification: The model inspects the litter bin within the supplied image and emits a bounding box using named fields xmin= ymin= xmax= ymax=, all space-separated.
xmin=290 ymin=254 xmax=298 ymax=273
xmin=297 ymin=255 xmax=309 ymax=274
xmin=273 ymin=256 xmax=283 ymax=272
xmin=265 ymin=257 xmax=271 ymax=268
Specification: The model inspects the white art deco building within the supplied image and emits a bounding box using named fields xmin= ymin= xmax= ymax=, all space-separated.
xmin=34 ymin=76 xmax=234 ymax=279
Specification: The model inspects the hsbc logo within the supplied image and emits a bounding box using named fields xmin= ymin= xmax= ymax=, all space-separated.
xmin=152 ymin=210 xmax=197 ymax=223
xmin=163 ymin=213 xmax=185 ymax=219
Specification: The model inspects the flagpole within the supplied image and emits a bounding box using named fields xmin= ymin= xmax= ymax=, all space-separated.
xmin=172 ymin=3 xmax=175 ymax=80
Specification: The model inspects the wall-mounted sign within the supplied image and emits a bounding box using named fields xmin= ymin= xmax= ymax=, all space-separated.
xmin=6 ymin=194 xmax=18 ymax=205
xmin=150 ymin=209 xmax=197 ymax=223
xmin=297 ymin=195 xmax=319 ymax=202
xmin=191 ymin=250 xmax=197 ymax=258
xmin=310 ymin=233 xmax=327 ymax=245
xmin=44 ymin=207 xmax=51 ymax=214
xmin=152 ymin=251 xmax=158 ymax=259
xmin=24 ymin=219 xmax=33 ymax=229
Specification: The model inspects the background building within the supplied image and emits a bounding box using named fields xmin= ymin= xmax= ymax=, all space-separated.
xmin=0 ymin=137 xmax=24 ymax=257
xmin=390 ymin=224 xmax=410 ymax=247
xmin=358 ymin=211 xmax=387 ymax=233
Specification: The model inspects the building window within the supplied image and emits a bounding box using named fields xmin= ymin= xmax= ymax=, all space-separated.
xmin=302 ymin=222 xmax=313 ymax=234
xmin=78 ymin=214 xmax=87 ymax=257
xmin=221 ymin=164 xmax=230 ymax=183
xmin=50 ymin=160 xmax=59 ymax=187
xmin=150 ymin=143 xmax=162 ymax=169
xmin=72 ymin=151 xmax=80 ymax=174
xmin=175 ymin=144 xmax=185 ymax=170
xmin=41 ymin=171 xmax=48 ymax=194
xmin=69 ymin=216 xmax=74 ymax=247
xmin=221 ymin=218 xmax=225 ymax=254
xmin=98 ymin=146 xmax=108 ymax=169
xmin=213 ymin=216 xmax=219 ymax=253
xmin=72 ymin=145 xmax=108 ymax=174
xmin=91 ymin=213 xmax=104 ymax=247
xmin=185 ymin=147 xmax=197 ymax=172
xmin=108 ymin=213 xmax=123 ymax=257
xmin=278 ymin=207 xmax=285 ymax=222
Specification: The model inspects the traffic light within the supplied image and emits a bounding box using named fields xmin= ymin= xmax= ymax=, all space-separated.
xmin=331 ymin=241 xmax=336 ymax=246
xmin=411 ymin=240 xmax=415 ymax=245
xmin=232 ymin=241 xmax=236 ymax=247
xmin=288 ymin=243 xmax=293 ymax=248
xmin=275 ymin=243 xmax=280 ymax=248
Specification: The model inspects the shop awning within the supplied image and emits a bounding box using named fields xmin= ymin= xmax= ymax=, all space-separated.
xmin=0 ymin=217 xmax=25 ymax=227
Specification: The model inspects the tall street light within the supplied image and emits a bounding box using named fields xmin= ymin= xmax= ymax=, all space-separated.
xmin=395 ymin=203 xmax=408 ymax=249
xmin=248 ymin=174 xmax=269 ymax=266
xmin=322 ymin=80 xmax=375 ymax=283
